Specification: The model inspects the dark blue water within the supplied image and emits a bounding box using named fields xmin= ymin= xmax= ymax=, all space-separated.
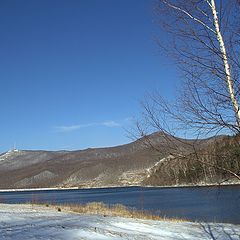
xmin=0 ymin=185 xmax=239 ymax=224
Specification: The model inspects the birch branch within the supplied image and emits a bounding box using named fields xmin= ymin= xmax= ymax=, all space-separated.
xmin=162 ymin=0 xmax=216 ymax=34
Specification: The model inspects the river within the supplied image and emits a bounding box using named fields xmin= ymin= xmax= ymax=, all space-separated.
xmin=0 ymin=185 xmax=239 ymax=224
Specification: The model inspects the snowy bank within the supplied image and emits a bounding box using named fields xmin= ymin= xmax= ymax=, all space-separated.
xmin=0 ymin=182 xmax=239 ymax=193
xmin=0 ymin=204 xmax=239 ymax=239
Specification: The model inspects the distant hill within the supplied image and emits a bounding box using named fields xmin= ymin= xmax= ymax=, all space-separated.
xmin=0 ymin=132 xmax=238 ymax=189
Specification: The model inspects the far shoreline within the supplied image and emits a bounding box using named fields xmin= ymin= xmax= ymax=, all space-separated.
xmin=0 ymin=182 xmax=239 ymax=193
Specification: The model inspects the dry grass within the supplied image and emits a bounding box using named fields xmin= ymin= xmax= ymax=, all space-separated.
xmin=44 ymin=202 xmax=186 ymax=222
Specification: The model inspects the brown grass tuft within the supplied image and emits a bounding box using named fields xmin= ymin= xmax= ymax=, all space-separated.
xmin=47 ymin=202 xmax=186 ymax=222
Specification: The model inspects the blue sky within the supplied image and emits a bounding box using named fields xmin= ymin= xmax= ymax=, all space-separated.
xmin=0 ymin=0 xmax=179 ymax=152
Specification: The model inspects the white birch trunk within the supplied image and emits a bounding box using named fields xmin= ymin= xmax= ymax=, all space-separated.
xmin=210 ymin=0 xmax=240 ymax=127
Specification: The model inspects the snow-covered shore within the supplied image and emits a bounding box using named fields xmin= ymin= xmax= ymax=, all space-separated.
xmin=0 ymin=187 xmax=79 ymax=192
xmin=0 ymin=204 xmax=239 ymax=239
xmin=0 ymin=182 xmax=239 ymax=193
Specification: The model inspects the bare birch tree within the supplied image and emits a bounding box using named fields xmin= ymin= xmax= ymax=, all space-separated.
xmin=135 ymin=0 xmax=240 ymax=184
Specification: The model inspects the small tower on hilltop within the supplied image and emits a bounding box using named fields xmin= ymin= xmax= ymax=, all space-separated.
xmin=8 ymin=142 xmax=18 ymax=153
xmin=13 ymin=142 xmax=18 ymax=152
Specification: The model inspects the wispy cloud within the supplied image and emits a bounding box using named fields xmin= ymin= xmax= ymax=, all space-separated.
xmin=102 ymin=121 xmax=121 ymax=127
xmin=55 ymin=124 xmax=95 ymax=132
xmin=55 ymin=120 xmax=121 ymax=133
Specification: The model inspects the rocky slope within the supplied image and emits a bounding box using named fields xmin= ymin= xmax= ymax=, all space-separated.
xmin=0 ymin=132 xmax=236 ymax=189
